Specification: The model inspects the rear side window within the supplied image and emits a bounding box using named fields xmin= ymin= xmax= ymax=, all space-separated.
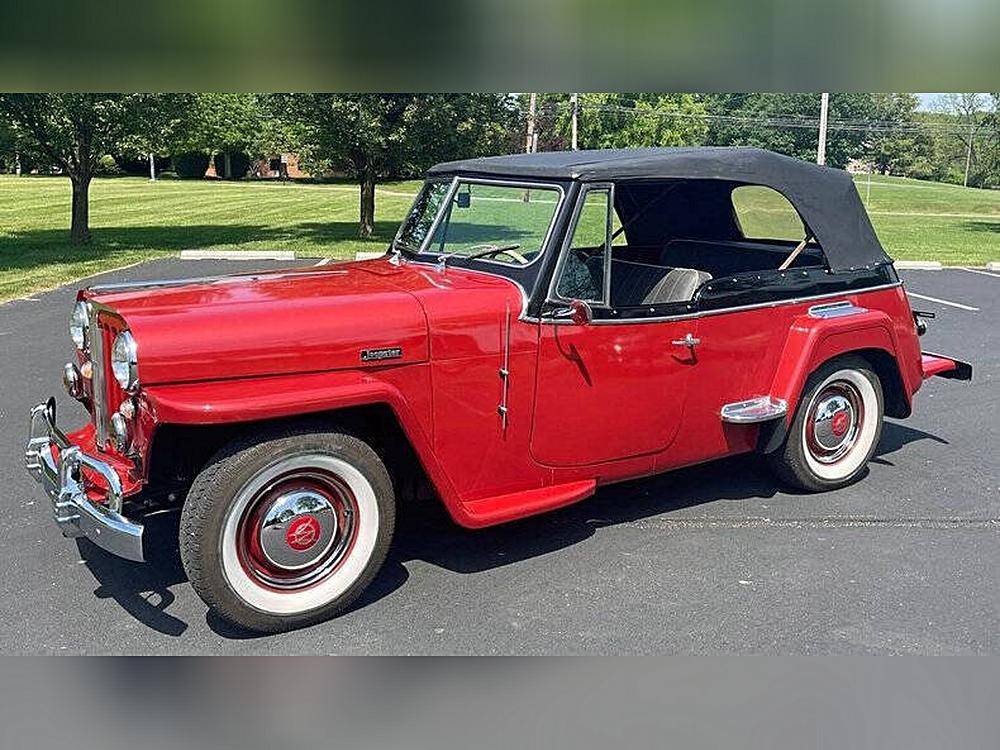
xmin=731 ymin=185 xmax=807 ymax=241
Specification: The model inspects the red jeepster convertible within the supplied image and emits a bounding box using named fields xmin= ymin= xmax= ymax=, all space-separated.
xmin=26 ymin=148 xmax=971 ymax=632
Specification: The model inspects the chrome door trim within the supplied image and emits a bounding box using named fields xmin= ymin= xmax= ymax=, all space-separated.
xmin=529 ymin=281 xmax=903 ymax=326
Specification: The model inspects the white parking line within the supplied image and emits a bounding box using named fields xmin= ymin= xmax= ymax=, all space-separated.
xmin=313 ymin=258 xmax=332 ymax=266
xmin=906 ymin=291 xmax=980 ymax=312
xmin=961 ymin=267 xmax=1000 ymax=279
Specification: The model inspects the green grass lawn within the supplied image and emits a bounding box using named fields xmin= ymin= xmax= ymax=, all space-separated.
xmin=0 ymin=176 xmax=422 ymax=301
xmin=2 ymin=172 xmax=998 ymax=302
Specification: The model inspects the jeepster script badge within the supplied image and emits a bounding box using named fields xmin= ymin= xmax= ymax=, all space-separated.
xmin=360 ymin=347 xmax=403 ymax=362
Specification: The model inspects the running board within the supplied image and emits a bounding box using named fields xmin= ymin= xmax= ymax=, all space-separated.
xmin=720 ymin=396 xmax=788 ymax=424
xmin=459 ymin=480 xmax=597 ymax=528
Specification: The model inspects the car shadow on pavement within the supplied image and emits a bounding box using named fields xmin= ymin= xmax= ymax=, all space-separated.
xmin=75 ymin=420 xmax=946 ymax=639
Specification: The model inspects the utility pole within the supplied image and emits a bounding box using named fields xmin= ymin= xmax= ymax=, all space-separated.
xmin=963 ymin=118 xmax=974 ymax=187
xmin=816 ymin=92 xmax=829 ymax=165
xmin=571 ymin=93 xmax=579 ymax=150
xmin=525 ymin=93 xmax=537 ymax=154
xmin=148 ymin=152 xmax=156 ymax=181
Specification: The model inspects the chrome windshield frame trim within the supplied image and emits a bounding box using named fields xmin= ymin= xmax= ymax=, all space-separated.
xmin=406 ymin=176 xmax=567 ymax=270
xmin=529 ymin=281 xmax=903 ymax=326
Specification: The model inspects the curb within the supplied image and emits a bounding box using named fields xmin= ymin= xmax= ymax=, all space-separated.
xmin=988 ymin=261 xmax=1000 ymax=272
xmin=354 ymin=251 xmax=386 ymax=261
xmin=894 ymin=260 xmax=943 ymax=270
xmin=179 ymin=249 xmax=296 ymax=261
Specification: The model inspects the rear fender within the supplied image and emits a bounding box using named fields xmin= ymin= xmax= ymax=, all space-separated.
xmin=769 ymin=309 xmax=911 ymax=424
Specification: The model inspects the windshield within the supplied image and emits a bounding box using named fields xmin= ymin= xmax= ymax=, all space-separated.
xmin=395 ymin=179 xmax=562 ymax=267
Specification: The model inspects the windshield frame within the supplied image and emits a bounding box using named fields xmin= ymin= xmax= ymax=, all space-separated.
xmin=395 ymin=175 xmax=567 ymax=270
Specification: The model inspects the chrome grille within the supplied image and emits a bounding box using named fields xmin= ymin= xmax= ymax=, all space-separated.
xmin=87 ymin=302 xmax=110 ymax=446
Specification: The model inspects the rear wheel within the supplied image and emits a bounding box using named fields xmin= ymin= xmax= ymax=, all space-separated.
xmin=768 ymin=356 xmax=883 ymax=492
xmin=179 ymin=425 xmax=394 ymax=633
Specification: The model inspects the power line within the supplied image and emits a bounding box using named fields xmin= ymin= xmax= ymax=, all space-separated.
xmin=519 ymin=100 xmax=992 ymax=137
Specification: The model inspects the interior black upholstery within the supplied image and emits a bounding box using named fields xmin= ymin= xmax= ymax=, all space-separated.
xmin=610 ymin=260 xmax=711 ymax=307
xmin=657 ymin=239 xmax=824 ymax=278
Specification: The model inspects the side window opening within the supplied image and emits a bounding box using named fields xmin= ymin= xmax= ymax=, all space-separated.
xmin=554 ymin=187 xmax=610 ymax=304
xmin=731 ymin=185 xmax=810 ymax=243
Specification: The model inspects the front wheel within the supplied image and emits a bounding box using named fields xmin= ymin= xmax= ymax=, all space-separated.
xmin=179 ymin=425 xmax=395 ymax=633
xmin=768 ymin=356 xmax=884 ymax=492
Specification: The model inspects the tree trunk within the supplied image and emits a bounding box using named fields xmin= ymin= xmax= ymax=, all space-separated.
xmin=70 ymin=173 xmax=92 ymax=245
xmin=359 ymin=173 xmax=376 ymax=238
xmin=223 ymin=152 xmax=232 ymax=180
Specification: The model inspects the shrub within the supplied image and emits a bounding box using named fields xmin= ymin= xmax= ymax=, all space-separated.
xmin=96 ymin=154 xmax=121 ymax=175
xmin=172 ymin=151 xmax=211 ymax=179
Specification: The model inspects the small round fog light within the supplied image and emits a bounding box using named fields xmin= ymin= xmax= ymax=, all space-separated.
xmin=63 ymin=362 xmax=83 ymax=399
xmin=110 ymin=412 xmax=131 ymax=452
xmin=80 ymin=360 xmax=93 ymax=379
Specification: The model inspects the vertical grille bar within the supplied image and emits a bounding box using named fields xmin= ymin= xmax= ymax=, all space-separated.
xmin=87 ymin=302 xmax=109 ymax=446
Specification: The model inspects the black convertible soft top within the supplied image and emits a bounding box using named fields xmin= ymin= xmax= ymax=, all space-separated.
xmin=428 ymin=147 xmax=891 ymax=272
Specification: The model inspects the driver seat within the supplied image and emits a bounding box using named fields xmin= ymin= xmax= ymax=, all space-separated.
xmin=610 ymin=260 xmax=711 ymax=306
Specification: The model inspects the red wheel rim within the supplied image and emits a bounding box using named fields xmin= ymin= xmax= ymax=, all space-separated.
xmin=235 ymin=468 xmax=360 ymax=592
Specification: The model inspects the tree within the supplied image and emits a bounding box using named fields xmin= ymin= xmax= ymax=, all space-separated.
xmin=863 ymin=93 xmax=931 ymax=175
xmin=284 ymin=94 xmax=517 ymax=238
xmin=936 ymin=93 xmax=988 ymax=187
xmin=0 ymin=94 xmax=165 ymax=243
xmin=556 ymin=93 xmax=708 ymax=149
xmin=167 ymin=93 xmax=269 ymax=179
xmin=704 ymin=93 xmax=875 ymax=168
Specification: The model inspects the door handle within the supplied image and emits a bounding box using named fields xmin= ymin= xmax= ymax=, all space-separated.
xmin=671 ymin=333 xmax=700 ymax=348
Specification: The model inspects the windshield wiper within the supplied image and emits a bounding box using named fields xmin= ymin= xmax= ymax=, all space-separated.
xmin=436 ymin=244 xmax=522 ymax=270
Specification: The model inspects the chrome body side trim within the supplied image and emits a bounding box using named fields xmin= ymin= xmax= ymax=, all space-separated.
xmin=24 ymin=400 xmax=144 ymax=562
xmin=498 ymin=299 xmax=511 ymax=432
xmin=88 ymin=274 xmax=250 ymax=294
xmin=808 ymin=300 xmax=868 ymax=319
xmin=720 ymin=396 xmax=789 ymax=424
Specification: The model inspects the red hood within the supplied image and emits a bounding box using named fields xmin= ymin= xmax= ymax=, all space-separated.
xmin=86 ymin=261 xmax=433 ymax=385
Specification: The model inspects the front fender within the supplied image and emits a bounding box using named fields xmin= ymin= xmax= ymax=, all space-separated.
xmin=142 ymin=366 xmax=464 ymax=518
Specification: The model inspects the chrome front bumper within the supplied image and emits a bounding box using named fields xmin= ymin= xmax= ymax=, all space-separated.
xmin=24 ymin=399 xmax=144 ymax=562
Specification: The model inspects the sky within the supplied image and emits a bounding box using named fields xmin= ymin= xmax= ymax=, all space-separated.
xmin=915 ymin=93 xmax=993 ymax=111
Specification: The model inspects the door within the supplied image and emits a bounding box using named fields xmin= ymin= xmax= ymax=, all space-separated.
xmin=529 ymin=185 xmax=699 ymax=467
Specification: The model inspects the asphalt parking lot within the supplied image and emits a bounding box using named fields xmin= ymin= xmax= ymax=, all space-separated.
xmin=1 ymin=259 xmax=996 ymax=654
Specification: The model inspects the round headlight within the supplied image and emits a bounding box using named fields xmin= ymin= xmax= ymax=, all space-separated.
xmin=111 ymin=330 xmax=139 ymax=392
xmin=69 ymin=301 xmax=89 ymax=350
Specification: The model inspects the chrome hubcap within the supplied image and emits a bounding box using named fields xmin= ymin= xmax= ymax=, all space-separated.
xmin=259 ymin=491 xmax=337 ymax=570
xmin=238 ymin=470 xmax=358 ymax=591
xmin=806 ymin=382 xmax=863 ymax=464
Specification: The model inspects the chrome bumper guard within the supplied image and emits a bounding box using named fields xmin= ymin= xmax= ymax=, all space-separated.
xmin=24 ymin=399 xmax=144 ymax=562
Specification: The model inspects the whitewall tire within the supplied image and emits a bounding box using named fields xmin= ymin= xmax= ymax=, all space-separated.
xmin=180 ymin=425 xmax=395 ymax=633
xmin=768 ymin=356 xmax=884 ymax=492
